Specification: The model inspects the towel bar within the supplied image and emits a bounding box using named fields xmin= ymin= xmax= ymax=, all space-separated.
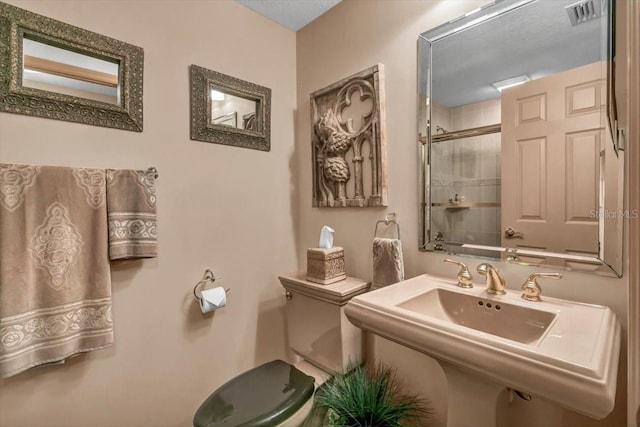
xmin=193 ymin=269 xmax=229 ymax=301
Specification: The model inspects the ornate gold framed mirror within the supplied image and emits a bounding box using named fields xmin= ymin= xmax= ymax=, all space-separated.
xmin=0 ymin=2 xmax=144 ymax=132
xmin=189 ymin=65 xmax=271 ymax=151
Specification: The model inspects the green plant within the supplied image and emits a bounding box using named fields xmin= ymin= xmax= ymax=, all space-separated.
xmin=314 ymin=362 xmax=431 ymax=427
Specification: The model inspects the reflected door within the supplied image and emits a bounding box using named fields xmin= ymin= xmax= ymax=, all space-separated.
xmin=501 ymin=62 xmax=603 ymax=264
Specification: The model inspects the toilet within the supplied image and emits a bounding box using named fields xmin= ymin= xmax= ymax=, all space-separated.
xmin=193 ymin=272 xmax=370 ymax=427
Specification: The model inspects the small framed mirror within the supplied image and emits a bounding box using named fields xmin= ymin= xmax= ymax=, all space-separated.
xmin=190 ymin=65 xmax=271 ymax=151
xmin=0 ymin=2 xmax=143 ymax=131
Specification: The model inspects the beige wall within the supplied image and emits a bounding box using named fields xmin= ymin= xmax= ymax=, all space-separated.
xmin=296 ymin=1 xmax=627 ymax=426
xmin=0 ymin=1 xmax=296 ymax=426
xmin=0 ymin=0 xmax=631 ymax=426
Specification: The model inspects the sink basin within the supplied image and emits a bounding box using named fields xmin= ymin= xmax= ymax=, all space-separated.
xmin=345 ymin=274 xmax=620 ymax=420
xmin=397 ymin=288 xmax=556 ymax=344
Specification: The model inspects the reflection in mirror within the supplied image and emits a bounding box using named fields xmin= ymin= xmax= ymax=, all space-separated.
xmin=209 ymin=87 xmax=258 ymax=131
xmin=212 ymin=111 xmax=237 ymax=127
xmin=22 ymin=36 xmax=120 ymax=105
xmin=0 ymin=2 xmax=143 ymax=131
xmin=418 ymin=0 xmax=623 ymax=276
xmin=243 ymin=112 xmax=257 ymax=131
xmin=190 ymin=65 xmax=271 ymax=151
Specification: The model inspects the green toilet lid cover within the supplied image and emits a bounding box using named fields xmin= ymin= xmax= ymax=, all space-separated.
xmin=193 ymin=359 xmax=315 ymax=427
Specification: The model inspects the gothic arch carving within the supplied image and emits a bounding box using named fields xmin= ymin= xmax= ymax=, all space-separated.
xmin=311 ymin=64 xmax=387 ymax=207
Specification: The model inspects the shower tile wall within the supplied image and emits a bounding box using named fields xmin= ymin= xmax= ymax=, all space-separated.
xmin=431 ymin=98 xmax=501 ymax=246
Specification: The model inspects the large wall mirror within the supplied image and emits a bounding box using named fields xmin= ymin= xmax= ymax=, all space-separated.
xmin=190 ymin=65 xmax=271 ymax=151
xmin=418 ymin=0 xmax=623 ymax=276
xmin=0 ymin=2 xmax=143 ymax=131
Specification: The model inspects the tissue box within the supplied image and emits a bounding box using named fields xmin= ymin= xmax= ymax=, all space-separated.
xmin=307 ymin=247 xmax=346 ymax=285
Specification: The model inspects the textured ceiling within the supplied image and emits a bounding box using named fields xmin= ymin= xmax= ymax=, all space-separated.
xmin=424 ymin=0 xmax=605 ymax=107
xmin=235 ymin=0 xmax=342 ymax=31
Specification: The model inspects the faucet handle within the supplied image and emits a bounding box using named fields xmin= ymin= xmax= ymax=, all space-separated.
xmin=444 ymin=259 xmax=473 ymax=288
xmin=521 ymin=273 xmax=563 ymax=302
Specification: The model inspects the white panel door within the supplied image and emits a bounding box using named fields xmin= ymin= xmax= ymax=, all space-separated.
xmin=501 ymin=62 xmax=604 ymax=264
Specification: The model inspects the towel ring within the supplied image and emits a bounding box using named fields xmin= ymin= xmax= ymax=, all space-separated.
xmin=193 ymin=269 xmax=229 ymax=301
xmin=374 ymin=212 xmax=400 ymax=239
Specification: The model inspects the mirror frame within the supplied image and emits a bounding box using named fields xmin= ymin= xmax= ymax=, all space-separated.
xmin=605 ymin=0 xmax=621 ymax=153
xmin=189 ymin=64 xmax=271 ymax=152
xmin=0 ymin=2 xmax=143 ymax=132
xmin=417 ymin=0 xmax=623 ymax=277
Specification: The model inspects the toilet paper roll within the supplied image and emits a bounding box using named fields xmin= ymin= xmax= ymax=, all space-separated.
xmin=199 ymin=287 xmax=227 ymax=313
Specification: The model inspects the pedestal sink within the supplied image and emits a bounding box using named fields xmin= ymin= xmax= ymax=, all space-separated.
xmin=344 ymin=274 xmax=620 ymax=427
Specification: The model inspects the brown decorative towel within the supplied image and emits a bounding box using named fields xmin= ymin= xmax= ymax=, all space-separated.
xmin=372 ymin=237 xmax=405 ymax=290
xmin=106 ymin=169 xmax=158 ymax=260
xmin=0 ymin=164 xmax=113 ymax=378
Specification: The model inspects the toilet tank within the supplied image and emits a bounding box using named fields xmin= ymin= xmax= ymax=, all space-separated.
xmin=279 ymin=272 xmax=370 ymax=373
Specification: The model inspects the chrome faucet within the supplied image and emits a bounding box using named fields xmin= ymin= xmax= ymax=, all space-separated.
xmin=477 ymin=263 xmax=506 ymax=295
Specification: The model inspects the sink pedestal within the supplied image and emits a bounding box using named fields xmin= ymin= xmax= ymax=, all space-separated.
xmin=441 ymin=363 xmax=505 ymax=427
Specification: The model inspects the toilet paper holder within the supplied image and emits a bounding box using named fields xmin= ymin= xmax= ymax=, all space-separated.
xmin=193 ymin=269 xmax=230 ymax=301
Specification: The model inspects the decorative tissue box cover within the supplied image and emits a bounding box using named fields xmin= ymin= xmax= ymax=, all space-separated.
xmin=307 ymin=247 xmax=346 ymax=285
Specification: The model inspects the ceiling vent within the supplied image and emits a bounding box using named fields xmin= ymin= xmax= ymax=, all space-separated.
xmin=565 ymin=0 xmax=602 ymax=26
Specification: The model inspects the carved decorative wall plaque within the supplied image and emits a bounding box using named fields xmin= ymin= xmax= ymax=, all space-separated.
xmin=311 ymin=64 xmax=387 ymax=207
